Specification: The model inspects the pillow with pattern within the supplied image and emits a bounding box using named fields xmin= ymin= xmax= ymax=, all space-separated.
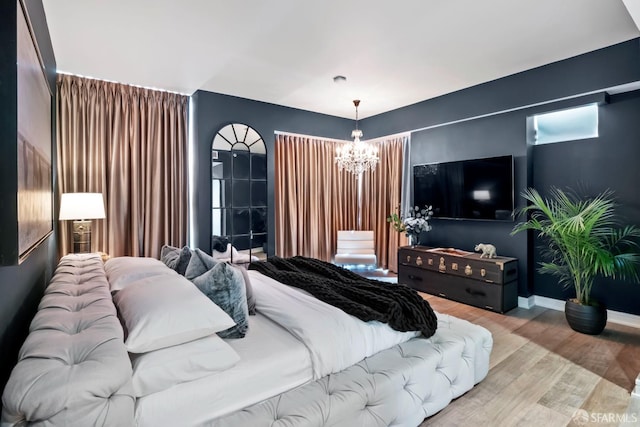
xmin=191 ymin=262 xmax=249 ymax=338
xmin=185 ymin=248 xmax=255 ymax=315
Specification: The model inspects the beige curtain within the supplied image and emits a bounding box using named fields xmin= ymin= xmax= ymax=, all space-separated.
xmin=275 ymin=134 xmax=358 ymax=261
xmin=361 ymin=137 xmax=407 ymax=271
xmin=56 ymin=74 xmax=188 ymax=258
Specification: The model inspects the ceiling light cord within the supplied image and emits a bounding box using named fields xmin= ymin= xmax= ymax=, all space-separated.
xmin=353 ymin=99 xmax=360 ymax=131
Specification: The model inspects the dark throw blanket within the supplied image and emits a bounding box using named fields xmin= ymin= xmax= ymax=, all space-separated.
xmin=249 ymin=256 xmax=438 ymax=338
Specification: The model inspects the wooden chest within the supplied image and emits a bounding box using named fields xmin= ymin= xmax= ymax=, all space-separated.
xmin=398 ymin=246 xmax=518 ymax=313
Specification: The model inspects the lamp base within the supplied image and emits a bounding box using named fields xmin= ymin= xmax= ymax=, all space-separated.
xmin=72 ymin=220 xmax=92 ymax=253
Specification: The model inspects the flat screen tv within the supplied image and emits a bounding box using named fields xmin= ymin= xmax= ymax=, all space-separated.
xmin=413 ymin=155 xmax=514 ymax=221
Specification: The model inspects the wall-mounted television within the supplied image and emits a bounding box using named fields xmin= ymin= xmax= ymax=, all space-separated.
xmin=413 ymin=155 xmax=514 ymax=221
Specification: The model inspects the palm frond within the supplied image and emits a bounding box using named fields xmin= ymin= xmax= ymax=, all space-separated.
xmin=512 ymin=186 xmax=640 ymax=305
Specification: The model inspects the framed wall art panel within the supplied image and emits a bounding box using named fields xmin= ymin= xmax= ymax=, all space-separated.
xmin=15 ymin=0 xmax=53 ymax=262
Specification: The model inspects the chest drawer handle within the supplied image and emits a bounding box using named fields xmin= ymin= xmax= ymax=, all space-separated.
xmin=466 ymin=288 xmax=486 ymax=297
xmin=408 ymin=274 xmax=423 ymax=281
xmin=465 ymin=265 xmax=472 ymax=276
xmin=439 ymin=257 xmax=446 ymax=271
xmin=480 ymin=268 xmax=486 ymax=277
xmin=416 ymin=256 xmax=423 ymax=266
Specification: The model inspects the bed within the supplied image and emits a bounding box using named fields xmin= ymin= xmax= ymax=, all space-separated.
xmin=1 ymin=252 xmax=492 ymax=427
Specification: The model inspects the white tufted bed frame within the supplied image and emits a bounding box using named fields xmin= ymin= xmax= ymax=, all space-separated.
xmin=1 ymin=254 xmax=492 ymax=427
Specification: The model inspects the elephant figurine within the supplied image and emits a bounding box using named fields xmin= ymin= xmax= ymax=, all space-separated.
xmin=474 ymin=243 xmax=497 ymax=259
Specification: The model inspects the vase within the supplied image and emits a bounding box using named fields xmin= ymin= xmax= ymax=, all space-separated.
xmin=564 ymin=299 xmax=607 ymax=335
xmin=408 ymin=234 xmax=418 ymax=247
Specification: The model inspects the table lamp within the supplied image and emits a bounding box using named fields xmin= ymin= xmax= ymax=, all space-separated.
xmin=59 ymin=193 xmax=106 ymax=253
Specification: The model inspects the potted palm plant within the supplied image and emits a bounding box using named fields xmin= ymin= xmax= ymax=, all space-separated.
xmin=511 ymin=187 xmax=640 ymax=334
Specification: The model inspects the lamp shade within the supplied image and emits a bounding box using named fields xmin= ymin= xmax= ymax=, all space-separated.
xmin=59 ymin=193 xmax=106 ymax=220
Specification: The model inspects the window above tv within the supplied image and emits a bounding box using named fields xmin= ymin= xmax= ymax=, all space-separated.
xmin=532 ymin=103 xmax=598 ymax=145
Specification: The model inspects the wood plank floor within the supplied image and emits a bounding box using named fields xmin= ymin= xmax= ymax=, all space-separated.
xmin=417 ymin=294 xmax=640 ymax=427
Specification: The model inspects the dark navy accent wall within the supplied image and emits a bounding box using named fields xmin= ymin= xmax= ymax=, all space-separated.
xmin=356 ymin=38 xmax=640 ymax=313
xmin=0 ymin=0 xmax=58 ymax=394
xmin=194 ymin=91 xmax=353 ymax=255
xmin=532 ymin=91 xmax=640 ymax=314
xmin=410 ymin=110 xmax=529 ymax=296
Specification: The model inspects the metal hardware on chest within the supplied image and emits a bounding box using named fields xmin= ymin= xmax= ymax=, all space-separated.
xmin=398 ymin=246 xmax=519 ymax=314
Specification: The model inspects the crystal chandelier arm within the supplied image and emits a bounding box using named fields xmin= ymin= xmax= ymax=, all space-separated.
xmin=334 ymin=99 xmax=379 ymax=176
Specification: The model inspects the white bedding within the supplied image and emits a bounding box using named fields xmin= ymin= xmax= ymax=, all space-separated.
xmin=135 ymin=270 xmax=422 ymax=426
xmin=134 ymin=313 xmax=313 ymax=426
xmin=248 ymin=270 xmax=419 ymax=379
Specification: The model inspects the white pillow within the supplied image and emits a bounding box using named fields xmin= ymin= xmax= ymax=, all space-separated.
xmin=105 ymin=256 xmax=177 ymax=292
xmin=113 ymin=275 xmax=236 ymax=353
xmin=130 ymin=334 xmax=240 ymax=396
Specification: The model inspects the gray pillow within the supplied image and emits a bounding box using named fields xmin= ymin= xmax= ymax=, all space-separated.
xmin=160 ymin=245 xmax=192 ymax=276
xmin=160 ymin=245 xmax=180 ymax=269
xmin=185 ymin=248 xmax=218 ymax=280
xmin=186 ymin=249 xmax=255 ymax=315
xmin=229 ymin=264 xmax=256 ymax=315
xmin=191 ymin=263 xmax=249 ymax=339
xmin=211 ymin=235 xmax=230 ymax=253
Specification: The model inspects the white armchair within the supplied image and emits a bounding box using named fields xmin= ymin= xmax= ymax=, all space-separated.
xmin=334 ymin=230 xmax=377 ymax=268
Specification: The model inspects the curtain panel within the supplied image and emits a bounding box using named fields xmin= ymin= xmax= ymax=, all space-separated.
xmin=275 ymin=134 xmax=406 ymax=269
xmin=56 ymin=74 xmax=188 ymax=258
xmin=361 ymin=136 xmax=408 ymax=271
xmin=275 ymin=134 xmax=358 ymax=261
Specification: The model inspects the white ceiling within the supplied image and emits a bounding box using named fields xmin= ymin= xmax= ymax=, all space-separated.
xmin=43 ymin=0 xmax=640 ymax=119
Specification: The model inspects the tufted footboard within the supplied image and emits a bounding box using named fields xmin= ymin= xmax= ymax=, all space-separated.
xmin=1 ymin=254 xmax=135 ymax=427
xmin=210 ymin=313 xmax=492 ymax=427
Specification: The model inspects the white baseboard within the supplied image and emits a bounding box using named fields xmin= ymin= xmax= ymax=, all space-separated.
xmin=517 ymin=296 xmax=535 ymax=309
xmin=519 ymin=295 xmax=640 ymax=329
xmin=531 ymin=295 xmax=566 ymax=312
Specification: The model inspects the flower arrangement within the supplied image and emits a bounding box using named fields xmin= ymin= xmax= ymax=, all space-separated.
xmin=387 ymin=205 xmax=433 ymax=244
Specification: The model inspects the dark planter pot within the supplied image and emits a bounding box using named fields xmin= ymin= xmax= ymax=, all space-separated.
xmin=564 ymin=299 xmax=607 ymax=335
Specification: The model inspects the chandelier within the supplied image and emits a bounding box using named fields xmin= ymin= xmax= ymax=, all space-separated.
xmin=335 ymin=100 xmax=379 ymax=175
